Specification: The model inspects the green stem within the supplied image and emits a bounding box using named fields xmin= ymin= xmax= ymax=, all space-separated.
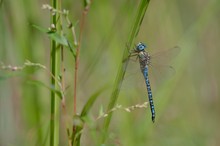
xmin=50 ymin=0 xmax=60 ymax=146
xmin=101 ymin=0 xmax=151 ymax=143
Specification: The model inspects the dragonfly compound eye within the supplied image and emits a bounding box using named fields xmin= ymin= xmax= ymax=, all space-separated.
xmin=137 ymin=42 xmax=147 ymax=51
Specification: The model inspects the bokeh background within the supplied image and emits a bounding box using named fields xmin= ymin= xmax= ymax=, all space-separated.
xmin=0 ymin=0 xmax=220 ymax=146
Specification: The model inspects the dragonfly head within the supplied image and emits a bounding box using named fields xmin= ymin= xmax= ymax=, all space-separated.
xmin=136 ymin=42 xmax=147 ymax=51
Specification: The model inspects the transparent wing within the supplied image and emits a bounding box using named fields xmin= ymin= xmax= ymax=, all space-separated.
xmin=148 ymin=46 xmax=180 ymax=86
xmin=150 ymin=46 xmax=180 ymax=66
xmin=148 ymin=64 xmax=175 ymax=87
xmin=121 ymin=58 xmax=145 ymax=92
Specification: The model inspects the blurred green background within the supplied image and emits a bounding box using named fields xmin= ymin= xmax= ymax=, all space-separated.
xmin=0 ymin=0 xmax=220 ymax=146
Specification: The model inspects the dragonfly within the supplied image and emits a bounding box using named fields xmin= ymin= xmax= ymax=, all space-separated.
xmin=128 ymin=42 xmax=179 ymax=123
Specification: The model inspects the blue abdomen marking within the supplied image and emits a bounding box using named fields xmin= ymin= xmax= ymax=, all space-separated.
xmin=143 ymin=66 xmax=155 ymax=122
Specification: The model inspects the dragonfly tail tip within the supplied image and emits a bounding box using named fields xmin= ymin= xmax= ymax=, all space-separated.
xmin=152 ymin=117 xmax=155 ymax=123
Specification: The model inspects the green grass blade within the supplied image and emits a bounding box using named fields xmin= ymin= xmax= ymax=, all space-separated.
xmin=71 ymin=85 xmax=108 ymax=146
xmin=27 ymin=80 xmax=62 ymax=100
xmin=81 ymin=85 xmax=108 ymax=117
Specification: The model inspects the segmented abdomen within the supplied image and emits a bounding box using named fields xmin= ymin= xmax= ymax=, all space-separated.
xmin=142 ymin=67 xmax=155 ymax=122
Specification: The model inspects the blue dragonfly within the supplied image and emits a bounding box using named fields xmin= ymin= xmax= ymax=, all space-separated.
xmin=128 ymin=42 xmax=179 ymax=123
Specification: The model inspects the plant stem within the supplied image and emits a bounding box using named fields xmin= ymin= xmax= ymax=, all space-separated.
xmin=50 ymin=0 xmax=60 ymax=146
xmin=73 ymin=1 xmax=92 ymax=115
xmin=71 ymin=2 xmax=92 ymax=145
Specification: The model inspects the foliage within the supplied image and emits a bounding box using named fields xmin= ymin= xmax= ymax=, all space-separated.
xmin=1 ymin=0 xmax=220 ymax=146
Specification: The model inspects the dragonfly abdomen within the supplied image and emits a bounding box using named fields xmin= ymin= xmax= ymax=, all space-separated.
xmin=143 ymin=67 xmax=156 ymax=123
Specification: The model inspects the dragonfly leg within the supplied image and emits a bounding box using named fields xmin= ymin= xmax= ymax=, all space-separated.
xmin=122 ymin=44 xmax=138 ymax=62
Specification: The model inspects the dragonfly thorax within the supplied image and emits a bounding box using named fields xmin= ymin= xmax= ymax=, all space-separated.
xmin=138 ymin=51 xmax=151 ymax=66
xmin=133 ymin=42 xmax=151 ymax=70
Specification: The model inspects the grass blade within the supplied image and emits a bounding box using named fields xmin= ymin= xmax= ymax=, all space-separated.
xmin=71 ymin=85 xmax=108 ymax=146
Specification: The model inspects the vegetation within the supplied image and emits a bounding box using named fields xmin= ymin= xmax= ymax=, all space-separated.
xmin=0 ymin=0 xmax=219 ymax=146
